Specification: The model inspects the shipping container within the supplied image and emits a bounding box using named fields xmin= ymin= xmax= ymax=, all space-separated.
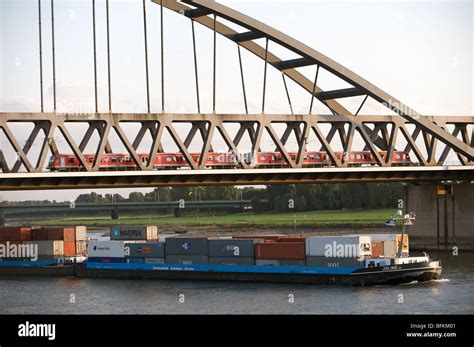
xmin=110 ymin=225 xmax=158 ymax=241
xmin=88 ymin=241 xmax=125 ymax=258
xmin=144 ymin=258 xmax=165 ymax=264
xmin=233 ymin=234 xmax=284 ymax=241
xmin=277 ymin=236 xmax=306 ymax=243
xmin=0 ymin=227 xmax=31 ymax=242
xmin=87 ymin=257 xmax=125 ymax=263
xmin=23 ymin=241 xmax=64 ymax=256
xmin=165 ymin=238 xmax=208 ymax=255
xmin=371 ymin=234 xmax=409 ymax=254
xmin=371 ymin=242 xmax=384 ymax=257
xmin=305 ymin=235 xmax=372 ymax=259
xmin=76 ymin=241 xmax=87 ymax=256
xmin=255 ymin=242 xmax=305 ymax=260
xmin=208 ymin=239 xmax=255 ymax=257
xmin=126 ymin=258 xmax=145 ymax=264
xmin=306 ymin=256 xmax=364 ymax=267
xmin=63 ymin=241 xmax=76 ymax=256
xmin=165 ymin=255 xmax=208 ymax=265
xmin=255 ymin=259 xmax=280 ymax=266
xmin=31 ymin=227 xmax=75 ymax=241
xmin=208 ymin=257 xmax=255 ymax=266
xmin=75 ymin=226 xmax=87 ymax=241
xmin=125 ymin=243 xmax=165 ymax=258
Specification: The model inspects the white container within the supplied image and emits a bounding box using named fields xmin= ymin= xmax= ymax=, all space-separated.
xmin=305 ymin=235 xmax=372 ymax=259
xmin=87 ymin=241 xmax=125 ymax=258
xmin=24 ymin=241 xmax=64 ymax=256
xmin=75 ymin=226 xmax=87 ymax=241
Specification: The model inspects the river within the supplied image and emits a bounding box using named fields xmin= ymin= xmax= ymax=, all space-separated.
xmin=0 ymin=252 xmax=472 ymax=314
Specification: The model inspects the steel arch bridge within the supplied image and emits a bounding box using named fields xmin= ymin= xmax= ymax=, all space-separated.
xmin=0 ymin=0 xmax=473 ymax=190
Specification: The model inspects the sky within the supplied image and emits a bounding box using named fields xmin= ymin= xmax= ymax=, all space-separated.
xmin=0 ymin=0 xmax=472 ymax=201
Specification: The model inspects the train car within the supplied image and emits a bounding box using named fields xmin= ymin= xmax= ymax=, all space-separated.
xmin=47 ymin=150 xmax=411 ymax=171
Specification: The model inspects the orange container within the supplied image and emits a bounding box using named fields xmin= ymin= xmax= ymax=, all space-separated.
xmin=255 ymin=242 xmax=305 ymax=260
xmin=63 ymin=241 xmax=77 ymax=256
xmin=371 ymin=241 xmax=384 ymax=257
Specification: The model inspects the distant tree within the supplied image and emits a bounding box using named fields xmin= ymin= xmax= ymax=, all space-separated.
xmin=128 ymin=192 xmax=145 ymax=202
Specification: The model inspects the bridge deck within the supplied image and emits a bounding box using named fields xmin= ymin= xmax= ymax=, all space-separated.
xmin=0 ymin=166 xmax=472 ymax=191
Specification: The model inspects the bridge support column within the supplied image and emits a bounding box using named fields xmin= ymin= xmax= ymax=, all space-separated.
xmin=406 ymin=182 xmax=474 ymax=250
xmin=0 ymin=208 xmax=5 ymax=226
xmin=111 ymin=208 xmax=119 ymax=220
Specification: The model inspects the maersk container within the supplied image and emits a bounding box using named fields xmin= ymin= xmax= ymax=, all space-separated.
xmin=88 ymin=241 xmax=125 ymax=258
xmin=305 ymin=235 xmax=372 ymax=259
xmin=23 ymin=240 xmax=64 ymax=256
xmin=126 ymin=258 xmax=145 ymax=264
xmin=208 ymin=239 xmax=255 ymax=257
xmin=165 ymin=238 xmax=208 ymax=255
xmin=125 ymin=243 xmax=165 ymax=258
xmin=208 ymin=257 xmax=255 ymax=266
xmin=110 ymin=225 xmax=158 ymax=241
xmin=165 ymin=255 xmax=209 ymax=265
xmin=306 ymin=256 xmax=364 ymax=267
xmin=255 ymin=259 xmax=280 ymax=266
xmin=144 ymin=258 xmax=165 ymax=264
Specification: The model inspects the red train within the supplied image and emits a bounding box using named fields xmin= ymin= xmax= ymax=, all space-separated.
xmin=47 ymin=151 xmax=411 ymax=171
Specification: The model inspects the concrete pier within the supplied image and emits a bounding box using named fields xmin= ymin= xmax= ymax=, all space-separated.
xmin=406 ymin=182 xmax=474 ymax=250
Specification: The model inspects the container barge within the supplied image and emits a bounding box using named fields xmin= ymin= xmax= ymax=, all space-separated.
xmin=0 ymin=224 xmax=442 ymax=286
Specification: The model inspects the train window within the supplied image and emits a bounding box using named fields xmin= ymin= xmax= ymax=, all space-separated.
xmin=356 ymin=154 xmax=361 ymax=160
xmin=87 ymin=157 xmax=94 ymax=163
xmin=303 ymin=155 xmax=308 ymax=160
xmin=208 ymin=156 xmax=213 ymax=161
xmin=260 ymin=155 xmax=265 ymax=161
xmin=277 ymin=155 xmax=282 ymax=160
xmin=290 ymin=154 xmax=296 ymax=160
xmin=68 ymin=158 xmax=75 ymax=164
xmin=103 ymin=157 xmax=109 ymax=163
xmin=194 ymin=156 xmax=199 ymax=161
xmin=310 ymin=155 xmax=315 ymax=160
xmin=166 ymin=156 xmax=171 ymax=162
xmin=111 ymin=157 xmax=118 ymax=163
xmin=396 ymin=154 xmax=401 ymax=160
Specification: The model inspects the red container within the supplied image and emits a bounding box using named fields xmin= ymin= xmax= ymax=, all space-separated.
xmin=277 ymin=236 xmax=306 ymax=243
xmin=32 ymin=227 xmax=76 ymax=241
xmin=63 ymin=241 xmax=77 ymax=256
xmin=255 ymin=242 xmax=305 ymax=260
xmin=31 ymin=228 xmax=49 ymax=241
xmin=0 ymin=227 xmax=31 ymax=241
xmin=234 ymin=235 xmax=282 ymax=242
